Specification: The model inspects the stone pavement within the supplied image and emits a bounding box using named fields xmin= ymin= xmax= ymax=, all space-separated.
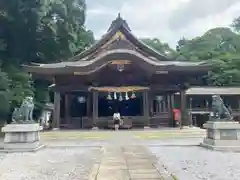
xmin=0 ymin=128 xmax=207 ymax=180
xmin=92 ymin=146 xmax=173 ymax=180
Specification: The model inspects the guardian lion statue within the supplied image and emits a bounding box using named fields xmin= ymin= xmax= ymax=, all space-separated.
xmin=12 ymin=96 xmax=35 ymax=124
xmin=211 ymin=95 xmax=233 ymax=121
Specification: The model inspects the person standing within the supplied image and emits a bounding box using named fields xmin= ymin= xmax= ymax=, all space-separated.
xmin=113 ymin=111 xmax=121 ymax=131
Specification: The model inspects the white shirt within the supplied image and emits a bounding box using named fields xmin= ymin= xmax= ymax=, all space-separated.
xmin=113 ymin=113 xmax=120 ymax=119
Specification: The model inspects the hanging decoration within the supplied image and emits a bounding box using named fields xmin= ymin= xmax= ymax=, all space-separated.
xmin=117 ymin=64 xmax=124 ymax=72
xmin=107 ymin=92 xmax=112 ymax=100
xmin=89 ymin=86 xmax=149 ymax=92
xmin=125 ymin=92 xmax=129 ymax=100
xmin=131 ymin=92 xmax=136 ymax=99
xmin=94 ymin=86 xmax=148 ymax=101
xmin=119 ymin=93 xmax=123 ymax=101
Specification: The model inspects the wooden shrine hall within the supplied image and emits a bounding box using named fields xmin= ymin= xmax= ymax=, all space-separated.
xmin=23 ymin=14 xmax=211 ymax=129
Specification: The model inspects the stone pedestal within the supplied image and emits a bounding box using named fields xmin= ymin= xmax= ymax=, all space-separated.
xmin=1 ymin=124 xmax=44 ymax=152
xmin=200 ymin=121 xmax=240 ymax=152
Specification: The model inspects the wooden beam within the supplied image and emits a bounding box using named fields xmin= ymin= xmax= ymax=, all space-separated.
xmin=50 ymin=85 xmax=89 ymax=92
xmin=150 ymin=85 xmax=180 ymax=92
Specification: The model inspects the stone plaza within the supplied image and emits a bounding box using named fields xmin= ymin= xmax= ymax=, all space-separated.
xmin=0 ymin=129 xmax=240 ymax=180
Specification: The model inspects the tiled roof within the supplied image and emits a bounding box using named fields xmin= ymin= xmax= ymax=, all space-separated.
xmin=186 ymin=87 xmax=240 ymax=95
xmin=29 ymin=49 xmax=208 ymax=69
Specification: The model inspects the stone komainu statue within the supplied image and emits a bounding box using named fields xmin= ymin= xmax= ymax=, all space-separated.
xmin=211 ymin=95 xmax=233 ymax=121
xmin=12 ymin=96 xmax=35 ymax=123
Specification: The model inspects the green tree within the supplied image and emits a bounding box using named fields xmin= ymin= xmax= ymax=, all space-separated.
xmin=36 ymin=0 xmax=94 ymax=63
xmin=232 ymin=16 xmax=240 ymax=33
xmin=0 ymin=69 xmax=10 ymax=122
xmin=0 ymin=0 xmax=94 ymax=120
xmin=176 ymin=27 xmax=240 ymax=86
xmin=141 ymin=38 xmax=176 ymax=58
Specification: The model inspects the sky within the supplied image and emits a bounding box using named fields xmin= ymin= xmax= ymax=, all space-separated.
xmin=85 ymin=0 xmax=240 ymax=48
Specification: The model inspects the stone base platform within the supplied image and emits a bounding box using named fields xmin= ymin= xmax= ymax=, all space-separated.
xmin=1 ymin=124 xmax=44 ymax=152
xmin=0 ymin=143 xmax=45 ymax=153
xmin=200 ymin=121 xmax=240 ymax=152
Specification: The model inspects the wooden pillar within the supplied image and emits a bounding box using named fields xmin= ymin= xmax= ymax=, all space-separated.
xmin=159 ymin=100 xmax=162 ymax=112
xmin=142 ymin=91 xmax=149 ymax=126
xmin=65 ymin=93 xmax=70 ymax=127
xmin=53 ymin=91 xmax=61 ymax=129
xmin=238 ymin=96 xmax=240 ymax=110
xmin=156 ymin=102 xmax=159 ymax=115
xmin=171 ymin=94 xmax=175 ymax=109
xmin=189 ymin=97 xmax=193 ymax=126
xmin=167 ymin=94 xmax=171 ymax=127
xmin=146 ymin=91 xmax=149 ymax=125
xmin=163 ymin=96 xmax=167 ymax=112
xmin=149 ymin=91 xmax=153 ymax=116
xmin=167 ymin=94 xmax=171 ymax=115
xmin=87 ymin=93 xmax=91 ymax=117
xmin=92 ymin=91 xmax=98 ymax=126
xmin=180 ymin=90 xmax=188 ymax=127
xmin=143 ymin=91 xmax=146 ymax=116
xmin=238 ymin=96 xmax=240 ymax=122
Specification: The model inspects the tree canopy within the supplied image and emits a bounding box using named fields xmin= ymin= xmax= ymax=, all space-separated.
xmin=0 ymin=0 xmax=94 ymax=120
xmin=142 ymin=24 xmax=240 ymax=86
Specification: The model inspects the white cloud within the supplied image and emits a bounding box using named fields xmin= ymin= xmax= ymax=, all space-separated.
xmin=85 ymin=0 xmax=240 ymax=48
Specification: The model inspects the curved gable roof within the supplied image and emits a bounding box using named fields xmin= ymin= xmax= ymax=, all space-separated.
xmin=23 ymin=49 xmax=210 ymax=75
xmin=23 ymin=14 xmax=212 ymax=75
xmin=69 ymin=14 xmax=170 ymax=62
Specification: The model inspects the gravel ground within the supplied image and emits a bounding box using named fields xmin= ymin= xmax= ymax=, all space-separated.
xmin=1 ymin=129 xmax=239 ymax=180
xmin=150 ymin=145 xmax=240 ymax=180
xmin=0 ymin=147 xmax=102 ymax=180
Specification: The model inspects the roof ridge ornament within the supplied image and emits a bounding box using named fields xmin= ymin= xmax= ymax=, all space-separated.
xmin=107 ymin=13 xmax=131 ymax=32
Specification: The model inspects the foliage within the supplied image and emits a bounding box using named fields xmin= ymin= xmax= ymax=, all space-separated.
xmin=141 ymin=38 xmax=177 ymax=58
xmin=0 ymin=0 xmax=94 ymax=120
xmin=0 ymin=69 xmax=10 ymax=120
xmin=232 ymin=16 xmax=240 ymax=33
xmin=7 ymin=67 xmax=34 ymax=107
xmin=140 ymin=25 xmax=240 ymax=87
xmin=175 ymin=27 xmax=240 ymax=86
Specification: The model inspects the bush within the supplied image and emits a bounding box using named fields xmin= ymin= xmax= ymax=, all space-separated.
xmin=0 ymin=70 xmax=10 ymax=124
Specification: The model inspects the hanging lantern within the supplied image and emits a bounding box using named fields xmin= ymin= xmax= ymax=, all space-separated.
xmin=131 ymin=92 xmax=136 ymax=99
xmin=119 ymin=93 xmax=123 ymax=101
xmin=114 ymin=92 xmax=117 ymax=100
xmin=77 ymin=96 xmax=86 ymax=103
xmin=125 ymin=92 xmax=129 ymax=100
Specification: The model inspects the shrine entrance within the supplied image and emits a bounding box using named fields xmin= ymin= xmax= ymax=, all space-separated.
xmin=24 ymin=14 xmax=211 ymax=130
xmin=98 ymin=92 xmax=143 ymax=117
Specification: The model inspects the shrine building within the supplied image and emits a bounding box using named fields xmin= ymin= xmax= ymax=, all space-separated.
xmin=23 ymin=15 xmax=211 ymax=129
